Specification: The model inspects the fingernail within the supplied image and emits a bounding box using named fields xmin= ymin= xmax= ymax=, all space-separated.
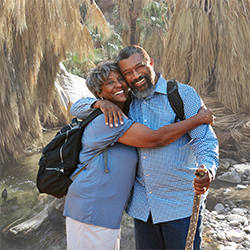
xmin=121 ymin=121 xmax=124 ymax=125
xmin=115 ymin=123 xmax=118 ymax=127
xmin=110 ymin=124 xmax=113 ymax=128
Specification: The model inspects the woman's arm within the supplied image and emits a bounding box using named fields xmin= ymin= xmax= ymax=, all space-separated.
xmin=118 ymin=107 xmax=215 ymax=148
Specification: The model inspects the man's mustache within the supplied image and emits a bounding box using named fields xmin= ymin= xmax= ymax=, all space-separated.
xmin=131 ymin=74 xmax=150 ymax=86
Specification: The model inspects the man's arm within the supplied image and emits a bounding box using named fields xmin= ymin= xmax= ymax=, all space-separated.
xmin=182 ymin=86 xmax=219 ymax=194
xmin=71 ymin=98 xmax=125 ymax=127
xmin=70 ymin=97 xmax=97 ymax=119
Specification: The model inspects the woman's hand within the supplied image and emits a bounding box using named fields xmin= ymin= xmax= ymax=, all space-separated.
xmin=94 ymin=100 xmax=125 ymax=127
xmin=197 ymin=106 xmax=215 ymax=125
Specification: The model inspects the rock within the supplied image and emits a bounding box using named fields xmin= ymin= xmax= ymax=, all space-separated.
xmin=217 ymin=170 xmax=241 ymax=183
xmin=226 ymin=230 xmax=244 ymax=242
xmin=235 ymin=184 xmax=247 ymax=190
xmin=227 ymin=214 xmax=247 ymax=225
xmin=2 ymin=198 xmax=64 ymax=240
xmin=219 ymin=245 xmax=237 ymax=250
xmin=240 ymin=158 xmax=248 ymax=163
xmin=223 ymin=188 xmax=231 ymax=194
xmin=216 ymin=214 xmax=226 ymax=220
xmin=214 ymin=203 xmax=225 ymax=214
xmin=244 ymin=234 xmax=250 ymax=242
xmin=229 ymin=220 xmax=240 ymax=226
xmin=219 ymin=159 xmax=231 ymax=169
xmin=55 ymin=62 xmax=95 ymax=107
xmin=242 ymin=240 xmax=250 ymax=248
xmin=222 ymin=158 xmax=238 ymax=165
xmin=233 ymin=163 xmax=250 ymax=176
xmin=231 ymin=208 xmax=247 ymax=216
xmin=244 ymin=225 xmax=250 ymax=234
xmin=217 ymin=231 xmax=226 ymax=240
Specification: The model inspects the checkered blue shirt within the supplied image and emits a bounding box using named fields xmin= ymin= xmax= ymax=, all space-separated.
xmin=124 ymin=76 xmax=218 ymax=223
xmin=70 ymin=75 xmax=219 ymax=224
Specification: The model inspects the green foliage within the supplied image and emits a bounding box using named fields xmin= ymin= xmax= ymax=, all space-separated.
xmin=63 ymin=26 xmax=123 ymax=78
xmin=90 ymin=27 xmax=123 ymax=61
xmin=139 ymin=1 xmax=168 ymax=41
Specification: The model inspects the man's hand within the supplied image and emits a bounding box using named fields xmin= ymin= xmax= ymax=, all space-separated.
xmin=193 ymin=165 xmax=212 ymax=195
xmin=92 ymin=100 xmax=125 ymax=127
xmin=197 ymin=106 xmax=215 ymax=125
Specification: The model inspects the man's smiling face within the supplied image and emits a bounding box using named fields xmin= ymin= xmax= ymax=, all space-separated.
xmin=118 ymin=53 xmax=156 ymax=99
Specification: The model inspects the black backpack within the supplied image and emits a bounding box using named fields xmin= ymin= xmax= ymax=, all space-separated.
xmin=36 ymin=109 xmax=102 ymax=198
xmin=167 ymin=80 xmax=185 ymax=122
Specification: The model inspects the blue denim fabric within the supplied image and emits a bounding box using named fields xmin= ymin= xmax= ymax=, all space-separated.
xmin=134 ymin=203 xmax=205 ymax=250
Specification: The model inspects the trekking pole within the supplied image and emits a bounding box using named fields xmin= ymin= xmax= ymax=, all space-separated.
xmin=185 ymin=168 xmax=208 ymax=250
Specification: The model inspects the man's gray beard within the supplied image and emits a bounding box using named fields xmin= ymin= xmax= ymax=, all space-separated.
xmin=131 ymin=84 xmax=155 ymax=99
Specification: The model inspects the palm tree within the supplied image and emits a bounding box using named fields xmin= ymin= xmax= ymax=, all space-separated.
xmin=116 ymin=0 xmax=151 ymax=46
xmin=163 ymin=0 xmax=250 ymax=159
xmin=140 ymin=1 xmax=169 ymax=72
xmin=0 ymin=0 xmax=105 ymax=163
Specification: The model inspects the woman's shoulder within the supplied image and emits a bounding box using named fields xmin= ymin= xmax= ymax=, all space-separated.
xmin=86 ymin=113 xmax=133 ymax=136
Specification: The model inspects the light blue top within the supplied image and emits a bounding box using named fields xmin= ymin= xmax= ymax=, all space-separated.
xmin=63 ymin=114 xmax=137 ymax=229
xmin=70 ymin=75 xmax=219 ymax=224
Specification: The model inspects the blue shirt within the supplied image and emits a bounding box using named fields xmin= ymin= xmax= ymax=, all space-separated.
xmin=63 ymin=115 xmax=137 ymax=229
xmin=70 ymin=76 xmax=219 ymax=224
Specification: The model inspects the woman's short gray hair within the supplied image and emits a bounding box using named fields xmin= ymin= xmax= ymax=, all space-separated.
xmin=86 ymin=61 xmax=120 ymax=98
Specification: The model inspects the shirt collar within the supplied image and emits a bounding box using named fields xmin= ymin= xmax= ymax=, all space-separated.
xmin=154 ymin=74 xmax=167 ymax=95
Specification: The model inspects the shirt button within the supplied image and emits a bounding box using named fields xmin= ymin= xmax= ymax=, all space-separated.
xmin=143 ymin=156 xmax=146 ymax=159
xmin=149 ymin=191 xmax=152 ymax=194
xmin=144 ymin=119 xmax=147 ymax=122
xmin=146 ymin=174 xmax=149 ymax=177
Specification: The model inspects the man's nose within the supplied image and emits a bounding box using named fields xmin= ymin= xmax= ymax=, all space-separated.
xmin=131 ymin=70 xmax=140 ymax=80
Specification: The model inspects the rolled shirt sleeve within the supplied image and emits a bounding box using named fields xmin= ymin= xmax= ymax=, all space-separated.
xmin=182 ymin=85 xmax=219 ymax=178
xmin=70 ymin=97 xmax=98 ymax=119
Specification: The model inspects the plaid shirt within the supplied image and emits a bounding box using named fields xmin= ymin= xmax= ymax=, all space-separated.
xmin=125 ymin=76 xmax=218 ymax=223
xmin=70 ymin=75 xmax=219 ymax=224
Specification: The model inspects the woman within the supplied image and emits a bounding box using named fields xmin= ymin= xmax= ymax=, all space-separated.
xmin=63 ymin=61 xmax=214 ymax=250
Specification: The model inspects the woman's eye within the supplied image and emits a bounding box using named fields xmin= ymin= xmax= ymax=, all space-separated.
xmin=118 ymin=78 xmax=125 ymax=82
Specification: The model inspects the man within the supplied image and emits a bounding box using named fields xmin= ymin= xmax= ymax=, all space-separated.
xmin=71 ymin=45 xmax=219 ymax=249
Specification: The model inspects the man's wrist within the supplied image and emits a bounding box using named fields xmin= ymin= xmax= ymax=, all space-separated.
xmin=91 ymin=100 xmax=102 ymax=109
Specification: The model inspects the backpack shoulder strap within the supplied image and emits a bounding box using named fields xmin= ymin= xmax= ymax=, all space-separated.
xmin=79 ymin=108 xmax=103 ymax=128
xmin=167 ymin=80 xmax=185 ymax=122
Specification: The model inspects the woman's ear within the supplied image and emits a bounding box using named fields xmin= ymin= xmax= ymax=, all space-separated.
xmin=96 ymin=93 xmax=103 ymax=99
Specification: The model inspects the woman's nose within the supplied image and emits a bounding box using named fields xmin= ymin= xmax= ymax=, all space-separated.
xmin=115 ymin=80 xmax=123 ymax=87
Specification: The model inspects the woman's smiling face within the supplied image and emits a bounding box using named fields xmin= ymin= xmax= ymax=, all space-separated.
xmin=98 ymin=71 xmax=128 ymax=109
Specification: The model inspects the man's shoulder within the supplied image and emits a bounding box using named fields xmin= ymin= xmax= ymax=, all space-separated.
xmin=175 ymin=81 xmax=197 ymax=97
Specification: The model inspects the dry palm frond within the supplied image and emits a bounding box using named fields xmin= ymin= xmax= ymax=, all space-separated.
xmin=163 ymin=0 xmax=250 ymax=113
xmin=78 ymin=0 xmax=111 ymax=35
xmin=203 ymin=96 xmax=250 ymax=160
xmin=0 ymin=0 xmax=93 ymax=163
xmin=143 ymin=24 xmax=166 ymax=73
